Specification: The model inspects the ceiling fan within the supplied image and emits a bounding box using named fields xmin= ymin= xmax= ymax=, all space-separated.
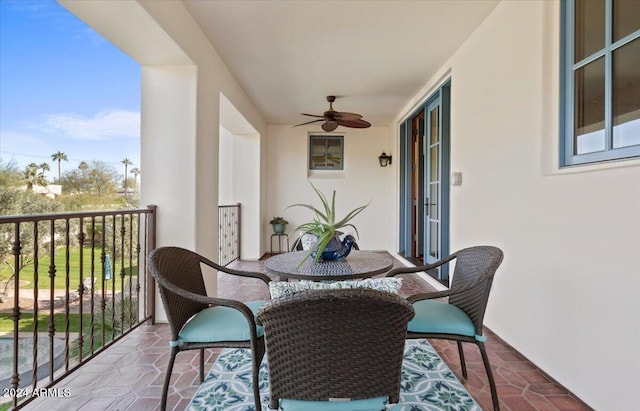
xmin=294 ymin=96 xmax=371 ymax=132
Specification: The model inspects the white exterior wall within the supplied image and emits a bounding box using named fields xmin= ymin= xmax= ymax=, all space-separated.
xmin=61 ymin=0 xmax=268 ymax=310
xmin=266 ymin=125 xmax=394 ymax=252
xmin=141 ymin=65 xmax=197 ymax=251
xmin=233 ymin=132 xmax=262 ymax=260
xmin=136 ymin=0 xmax=267 ymax=260
xmin=396 ymin=1 xmax=640 ymax=409
xmin=218 ymin=126 xmax=234 ymax=205
xmin=218 ymin=127 xmax=262 ymax=260
xmin=59 ymin=0 xmax=640 ymax=406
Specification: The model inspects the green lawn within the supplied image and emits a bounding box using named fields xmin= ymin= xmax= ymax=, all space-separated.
xmin=0 ymin=312 xmax=90 ymax=333
xmin=0 ymin=246 xmax=138 ymax=291
xmin=0 ymin=311 xmax=131 ymax=334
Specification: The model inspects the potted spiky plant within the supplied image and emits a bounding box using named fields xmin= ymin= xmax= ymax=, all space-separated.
xmin=287 ymin=180 xmax=369 ymax=264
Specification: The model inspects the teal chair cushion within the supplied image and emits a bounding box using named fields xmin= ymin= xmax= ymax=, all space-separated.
xmin=179 ymin=300 xmax=266 ymax=343
xmin=408 ymin=299 xmax=475 ymax=337
xmin=280 ymin=396 xmax=390 ymax=411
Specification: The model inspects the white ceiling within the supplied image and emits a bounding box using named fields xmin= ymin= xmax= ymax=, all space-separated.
xmin=183 ymin=0 xmax=500 ymax=127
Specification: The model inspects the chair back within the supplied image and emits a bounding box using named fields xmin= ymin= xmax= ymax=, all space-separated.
xmin=448 ymin=246 xmax=504 ymax=334
xmin=148 ymin=247 xmax=210 ymax=342
xmin=256 ymin=289 xmax=415 ymax=410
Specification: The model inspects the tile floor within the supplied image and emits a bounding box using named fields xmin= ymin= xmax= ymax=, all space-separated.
xmin=21 ymin=253 xmax=593 ymax=411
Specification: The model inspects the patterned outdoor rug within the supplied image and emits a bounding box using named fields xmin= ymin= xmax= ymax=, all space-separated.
xmin=187 ymin=339 xmax=481 ymax=410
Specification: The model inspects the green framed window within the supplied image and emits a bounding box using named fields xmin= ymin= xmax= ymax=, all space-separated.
xmin=561 ymin=0 xmax=640 ymax=166
xmin=309 ymin=135 xmax=344 ymax=170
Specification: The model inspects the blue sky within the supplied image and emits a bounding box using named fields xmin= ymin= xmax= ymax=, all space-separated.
xmin=0 ymin=0 xmax=140 ymax=180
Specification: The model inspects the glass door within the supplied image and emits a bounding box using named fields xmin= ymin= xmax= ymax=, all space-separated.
xmin=398 ymin=80 xmax=450 ymax=283
xmin=424 ymin=98 xmax=441 ymax=265
xmin=411 ymin=110 xmax=425 ymax=260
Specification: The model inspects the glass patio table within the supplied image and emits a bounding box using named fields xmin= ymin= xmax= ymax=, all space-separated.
xmin=265 ymin=250 xmax=393 ymax=281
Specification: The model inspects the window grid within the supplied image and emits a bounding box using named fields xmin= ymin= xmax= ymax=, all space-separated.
xmin=309 ymin=135 xmax=344 ymax=170
xmin=562 ymin=0 xmax=640 ymax=167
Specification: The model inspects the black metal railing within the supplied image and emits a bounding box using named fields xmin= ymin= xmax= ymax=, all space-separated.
xmin=218 ymin=203 xmax=241 ymax=266
xmin=0 ymin=205 xmax=156 ymax=409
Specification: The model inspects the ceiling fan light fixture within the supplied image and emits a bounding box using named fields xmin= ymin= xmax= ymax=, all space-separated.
xmin=295 ymin=96 xmax=370 ymax=131
xmin=322 ymin=121 xmax=339 ymax=132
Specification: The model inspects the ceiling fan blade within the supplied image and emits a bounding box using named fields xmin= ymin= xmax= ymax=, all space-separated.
xmin=333 ymin=112 xmax=362 ymax=121
xmin=294 ymin=119 xmax=324 ymax=127
xmin=337 ymin=119 xmax=371 ymax=129
xmin=297 ymin=96 xmax=369 ymax=131
xmin=322 ymin=121 xmax=339 ymax=132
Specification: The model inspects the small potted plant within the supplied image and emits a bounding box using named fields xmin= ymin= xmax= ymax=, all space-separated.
xmin=287 ymin=180 xmax=369 ymax=264
xmin=269 ymin=217 xmax=289 ymax=234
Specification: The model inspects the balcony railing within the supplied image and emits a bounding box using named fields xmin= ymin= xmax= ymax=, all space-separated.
xmin=0 ymin=205 xmax=157 ymax=409
xmin=218 ymin=203 xmax=241 ymax=266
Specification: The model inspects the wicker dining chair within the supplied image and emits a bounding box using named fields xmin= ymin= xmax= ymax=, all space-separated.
xmin=386 ymin=245 xmax=504 ymax=411
xmin=148 ymin=246 xmax=271 ymax=411
xmin=256 ymin=288 xmax=415 ymax=411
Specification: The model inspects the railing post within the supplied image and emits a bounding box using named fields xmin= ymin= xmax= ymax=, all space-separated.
xmin=119 ymin=217 xmax=126 ymax=333
xmin=237 ymin=202 xmax=241 ymax=261
xmin=146 ymin=205 xmax=157 ymax=324
xmin=77 ymin=219 xmax=85 ymax=362
xmin=11 ymin=222 xmax=22 ymax=409
xmin=48 ymin=219 xmax=56 ymax=384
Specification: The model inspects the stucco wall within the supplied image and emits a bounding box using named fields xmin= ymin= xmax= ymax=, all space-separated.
xmin=135 ymin=0 xmax=267 ymax=261
xmin=218 ymin=126 xmax=234 ymax=205
xmin=396 ymin=1 xmax=640 ymax=409
xmin=61 ymin=0 xmax=640 ymax=406
xmin=266 ymin=125 xmax=395 ymax=253
xmin=60 ymin=0 xmax=268 ymax=318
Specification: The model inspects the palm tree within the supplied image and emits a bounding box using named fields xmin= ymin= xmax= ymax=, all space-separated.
xmin=121 ymin=158 xmax=133 ymax=195
xmin=51 ymin=151 xmax=68 ymax=182
xmin=130 ymin=167 xmax=140 ymax=193
xmin=38 ymin=163 xmax=51 ymax=186
xmin=24 ymin=163 xmax=48 ymax=191
xmin=38 ymin=163 xmax=50 ymax=173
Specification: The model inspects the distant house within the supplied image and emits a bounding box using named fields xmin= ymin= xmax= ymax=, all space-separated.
xmin=20 ymin=184 xmax=62 ymax=199
xmin=117 ymin=187 xmax=135 ymax=196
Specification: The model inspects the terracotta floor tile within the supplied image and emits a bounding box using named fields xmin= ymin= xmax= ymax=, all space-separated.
xmin=495 ymin=349 xmax=526 ymax=362
xmin=522 ymin=391 xmax=560 ymax=411
xmin=123 ymin=397 xmax=161 ymax=411
xmin=495 ymin=383 xmax=526 ymax=396
xmin=81 ymin=398 xmax=121 ymax=410
xmin=17 ymin=254 xmax=594 ymax=411
xmin=497 ymin=367 xmax=529 ymax=388
xmin=500 ymin=394 xmax=538 ymax=411
xmin=518 ymin=369 xmax=554 ymax=385
xmin=472 ymin=391 xmax=497 ymax=410
xmin=502 ymin=360 xmax=539 ymax=372
xmin=547 ymin=394 xmax=590 ymax=411
xmin=528 ymin=383 xmax=570 ymax=396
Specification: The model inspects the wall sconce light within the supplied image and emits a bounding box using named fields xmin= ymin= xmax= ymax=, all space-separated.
xmin=378 ymin=152 xmax=392 ymax=167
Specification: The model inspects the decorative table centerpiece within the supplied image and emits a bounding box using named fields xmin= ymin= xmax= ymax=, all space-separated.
xmin=287 ymin=180 xmax=369 ymax=264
